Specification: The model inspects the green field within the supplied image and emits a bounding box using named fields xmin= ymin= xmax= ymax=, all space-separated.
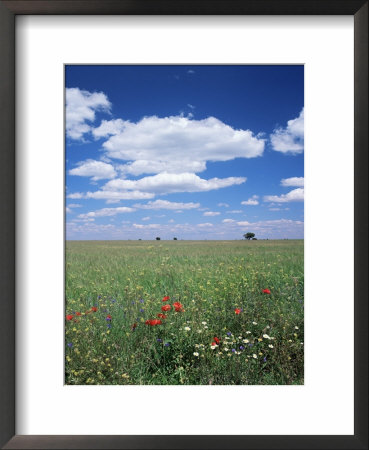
xmin=65 ymin=240 xmax=304 ymax=385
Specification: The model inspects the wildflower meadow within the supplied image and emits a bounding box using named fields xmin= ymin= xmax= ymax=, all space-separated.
xmin=65 ymin=239 xmax=304 ymax=385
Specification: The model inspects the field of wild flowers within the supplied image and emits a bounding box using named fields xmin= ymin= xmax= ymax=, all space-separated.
xmin=65 ymin=240 xmax=304 ymax=385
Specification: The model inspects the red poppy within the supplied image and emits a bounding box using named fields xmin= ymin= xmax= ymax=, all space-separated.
xmin=262 ymin=289 xmax=271 ymax=294
xmin=161 ymin=304 xmax=171 ymax=312
xmin=131 ymin=323 xmax=137 ymax=330
xmin=162 ymin=296 xmax=170 ymax=302
xmin=214 ymin=337 xmax=220 ymax=345
xmin=91 ymin=306 xmax=98 ymax=312
xmin=145 ymin=319 xmax=162 ymax=326
xmin=173 ymin=301 xmax=184 ymax=312
xmin=106 ymin=314 xmax=112 ymax=320
xmin=211 ymin=341 xmax=218 ymax=346
xmin=76 ymin=312 xmax=81 ymax=316
xmin=157 ymin=313 xmax=167 ymax=319
xmin=66 ymin=314 xmax=74 ymax=321
xmin=234 ymin=308 xmax=241 ymax=315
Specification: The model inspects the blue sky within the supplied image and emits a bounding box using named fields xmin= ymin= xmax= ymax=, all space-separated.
xmin=65 ymin=65 xmax=304 ymax=240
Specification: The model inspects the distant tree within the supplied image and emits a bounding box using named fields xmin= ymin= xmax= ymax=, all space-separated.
xmin=243 ymin=232 xmax=255 ymax=240
xmin=156 ymin=237 xmax=161 ymax=240
xmin=138 ymin=238 xmax=142 ymax=240
xmin=173 ymin=237 xmax=177 ymax=240
xmin=252 ymin=237 xmax=257 ymax=240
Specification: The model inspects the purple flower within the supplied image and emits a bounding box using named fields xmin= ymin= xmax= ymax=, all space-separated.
xmin=227 ymin=332 xmax=232 ymax=336
xmin=140 ymin=308 xmax=144 ymax=313
xmin=164 ymin=343 xmax=170 ymax=347
xmin=107 ymin=323 xmax=112 ymax=329
xmin=232 ymin=348 xmax=236 ymax=353
xmin=112 ymin=299 xmax=116 ymax=303
xmin=263 ymin=357 xmax=267 ymax=363
xmin=156 ymin=338 xmax=162 ymax=343
xmin=98 ymin=296 xmax=101 ymax=299
xmin=67 ymin=342 xmax=73 ymax=348
xmin=239 ymin=345 xmax=245 ymax=350
xmin=139 ymin=299 xmax=144 ymax=304
xmin=248 ymin=343 xmax=254 ymax=347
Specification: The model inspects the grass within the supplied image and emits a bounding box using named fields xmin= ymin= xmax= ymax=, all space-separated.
xmin=65 ymin=239 xmax=304 ymax=385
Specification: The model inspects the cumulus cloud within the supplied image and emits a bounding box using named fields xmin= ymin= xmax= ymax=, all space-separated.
xmin=203 ymin=211 xmax=220 ymax=217
xmin=280 ymin=177 xmax=304 ymax=187
xmin=222 ymin=219 xmax=235 ymax=223
xmin=226 ymin=210 xmax=243 ymax=214
xmin=133 ymin=223 xmax=160 ymax=229
xmin=69 ymin=159 xmax=117 ymax=181
xmin=218 ymin=203 xmax=229 ymax=207
xmin=68 ymin=190 xmax=154 ymax=202
xmin=270 ymin=108 xmax=304 ymax=153
xmin=102 ymin=115 xmax=264 ymax=174
xmin=134 ymin=200 xmax=200 ymax=210
xmin=68 ymin=203 xmax=82 ymax=208
xmin=241 ymin=195 xmax=259 ymax=206
xmin=94 ymin=172 xmax=246 ymax=196
xmin=264 ymin=188 xmax=304 ymax=203
xmin=197 ymin=223 xmax=213 ymax=227
xmin=66 ymin=88 xmax=111 ymax=140
xmin=78 ymin=206 xmax=135 ymax=219
xmin=92 ymin=119 xmax=127 ymax=139
xmin=236 ymin=221 xmax=250 ymax=226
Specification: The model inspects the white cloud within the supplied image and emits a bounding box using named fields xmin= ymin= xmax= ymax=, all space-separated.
xmin=218 ymin=203 xmax=229 ymax=207
xmin=66 ymin=207 xmax=72 ymax=214
xmin=134 ymin=199 xmax=200 ymax=210
xmin=197 ymin=223 xmax=213 ymax=227
xmin=66 ymin=87 xmax=111 ymax=140
xmin=100 ymin=172 xmax=246 ymax=195
xmin=133 ymin=223 xmax=160 ymax=229
xmin=92 ymin=119 xmax=127 ymax=139
xmin=222 ymin=219 xmax=235 ymax=223
xmin=142 ymin=216 xmax=151 ymax=221
xmin=241 ymin=195 xmax=259 ymax=206
xmin=270 ymin=108 xmax=304 ymax=153
xmin=78 ymin=206 xmax=135 ymax=219
xmin=236 ymin=221 xmax=251 ymax=226
xmin=68 ymin=203 xmax=82 ymax=208
xmin=203 ymin=211 xmax=220 ymax=217
xmin=67 ymin=190 xmax=154 ymax=201
xmin=264 ymin=188 xmax=304 ymax=203
xmin=102 ymin=115 xmax=264 ymax=174
xmin=280 ymin=177 xmax=304 ymax=187
xmin=226 ymin=210 xmax=243 ymax=214
xmin=69 ymin=159 xmax=117 ymax=181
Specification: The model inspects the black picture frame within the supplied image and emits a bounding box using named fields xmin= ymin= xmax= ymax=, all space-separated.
xmin=0 ymin=1 xmax=367 ymax=449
